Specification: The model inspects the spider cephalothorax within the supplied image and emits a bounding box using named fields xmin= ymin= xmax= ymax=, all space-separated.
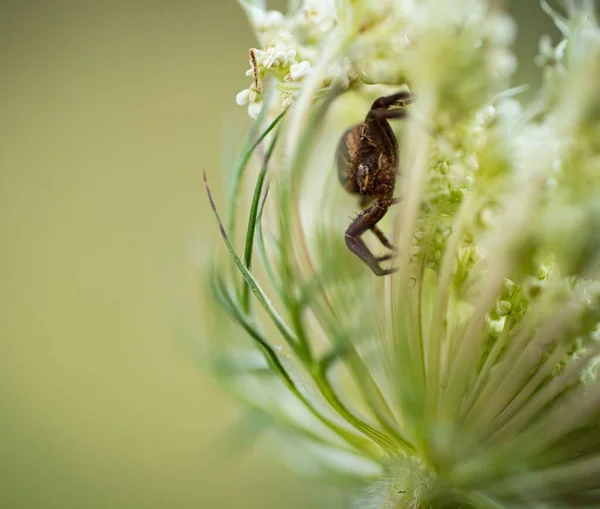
xmin=335 ymin=91 xmax=413 ymax=276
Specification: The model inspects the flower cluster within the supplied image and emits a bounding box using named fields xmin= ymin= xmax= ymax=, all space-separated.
xmin=236 ymin=0 xmax=350 ymax=117
xmin=207 ymin=1 xmax=600 ymax=508
xmin=236 ymin=0 xmax=518 ymax=119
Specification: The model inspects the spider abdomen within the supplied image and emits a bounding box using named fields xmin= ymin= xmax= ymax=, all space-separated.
xmin=335 ymin=124 xmax=363 ymax=194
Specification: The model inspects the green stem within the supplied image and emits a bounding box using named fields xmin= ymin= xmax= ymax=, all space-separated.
xmin=314 ymin=359 xmax=399 ymax=454
xmin=213 ymin=275 xmax=379 ymax=457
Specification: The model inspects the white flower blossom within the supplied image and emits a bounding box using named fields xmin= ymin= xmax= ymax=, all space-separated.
xmin=212 ymin=1 xmax=600 ymax=508
xmin=535 ymin=34 xmax=568 ymax=68
xmin=258 ymin=47 xmax=297 ymax=69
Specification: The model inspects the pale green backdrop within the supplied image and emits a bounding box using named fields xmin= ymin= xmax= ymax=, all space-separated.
xmin=0 ymin=1 xmax=558 ymax=508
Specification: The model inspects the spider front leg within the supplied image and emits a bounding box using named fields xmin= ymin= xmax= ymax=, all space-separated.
xmin=371 ymin=91 xmax=414 ymax=110
xmin=345 ymin=202 xmax=397 ymax=276
xmin=367 ymin=109 xmax=409 ymax=122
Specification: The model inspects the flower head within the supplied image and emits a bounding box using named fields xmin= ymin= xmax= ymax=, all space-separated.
xmin=206 ymin=1 xmax=600 ymax=507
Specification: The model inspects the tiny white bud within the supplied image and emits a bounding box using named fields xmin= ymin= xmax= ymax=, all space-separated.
xmin=236 ymin=88 xmax=250 ymax=106
xmin=487 ymin=14 xmax=517 ymax=47
xmin=248 ymin=101 xmax=263 ymax=119
xmin=262 ymin=10 xmax=284 ymax=27
xmin=538 ymin=34 xmax=554 ymax=56
xmin=476 ymin=104 xmax=496 ymax=125
xmin=290 ymin=61 xmax=311 ymax=80
xmin=286 ymin=49 xmax=297 ymax=61
xmin=479 ymin=207 xmax=495 ymax=228
xmin=554 ymin=39 xmax=567 ymax=60
xmin=497 ymin=300 xmax=512 ymax=316
xmin=488 ymin=316 xmax=506 ymax=334
xmin=538 ymin=264 xmax=550 ymax=280
xmin=488 ymin=49 xmax=518 ymax=78
xmin=496 ymin=98 xmax=522 ymax=124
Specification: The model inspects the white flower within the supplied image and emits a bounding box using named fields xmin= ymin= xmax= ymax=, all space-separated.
xmin=236 ymin=87 xmax=259 ymax=107
xmin=324 ymin=60 xmax=352 ymax=87
xmin=302 ymin=0 xmax=336 ymax=29
xmin=213 ymin=5 xmax=600 ymax=507
xmin=535 ymin=34 xmax=568 ymax=68
xmin=289 ymin=60 xmax=311 ymax=80
xmin=236 ymin=0 xmax=349 ymax=116
xmin=256 ymin=47 xmax=297 ymax=69
xmin=235 ymin=84 xmax=262 ymax=117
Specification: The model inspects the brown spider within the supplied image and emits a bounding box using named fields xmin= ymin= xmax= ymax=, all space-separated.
xmin=335 ymin=90 xmax=413 ymax=276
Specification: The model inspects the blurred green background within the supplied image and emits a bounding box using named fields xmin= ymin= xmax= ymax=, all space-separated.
xmin=0 ymin=1 xmax=558 ymax=508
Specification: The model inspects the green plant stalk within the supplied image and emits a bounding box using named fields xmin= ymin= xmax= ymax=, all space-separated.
xmin=211 ymin=271 xmax=379 ymax=456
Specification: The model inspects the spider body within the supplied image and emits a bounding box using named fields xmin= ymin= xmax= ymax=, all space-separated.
xmin=336 ymin=122 xmax=398 ymax=200
xmin=335 ymin=91 xmax=413 ymax=276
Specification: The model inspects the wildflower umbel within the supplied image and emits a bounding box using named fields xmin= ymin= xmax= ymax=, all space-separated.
xmin=206 ymin=1 xmax=600 ymax=507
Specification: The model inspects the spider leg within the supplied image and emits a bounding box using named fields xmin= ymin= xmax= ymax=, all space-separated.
xmin=371 ymin=91 xmax=414 ymax=110
xmin=345 ymin=203 xmax=396 ymax=276
xmin=371 ymin=225 xmax=397 ymax=251
xmin=370 ymin=197 xmax=401 ymax=250
xmin=367 ymin=109 xmax=409 ymax=122
xmin=375 ymin=253 xmax=396 ymax=262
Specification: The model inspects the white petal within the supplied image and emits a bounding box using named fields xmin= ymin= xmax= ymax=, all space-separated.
xmin=538 ymin=34 xmax=553 ymax=55
xmin=248 ymin=101 xmax=263 ymax=118
xmin=263 ymin=53 xmax=276 ymax=68
xmin=290 ymin=61 xmax=311 ymax=80
xmin=554 ymin=39 xmax=567 ymax=60
xmin=236 ymin=88 xmax=250 ymax=106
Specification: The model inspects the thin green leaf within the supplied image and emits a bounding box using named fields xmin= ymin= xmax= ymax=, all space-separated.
xmin=227 ymin=108 xmax=287 ymax=241
xmin=242 ymin=129 xmax=281 ymax=312
xmin=314 ymin=358 xmax=401 ymax=454
xmin=255 ymin=184 xmax=284 ymax=296
xmin=214 ymin=271 xmax=379 ymax=456
xmin=205 ymin=172 xmax=301 ymax=353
